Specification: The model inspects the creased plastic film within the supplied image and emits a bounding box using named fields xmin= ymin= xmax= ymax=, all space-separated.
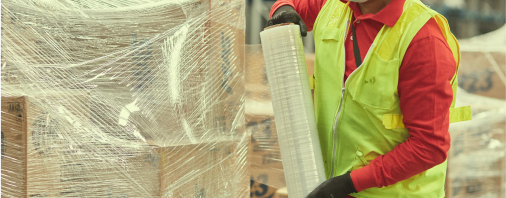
xmin=260 ymin=24 xmax=326 ymax=197
xmin=1 ymin=0 xmax=248 ymax=197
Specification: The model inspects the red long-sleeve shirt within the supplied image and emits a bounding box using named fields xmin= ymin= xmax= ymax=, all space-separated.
xmin=271 ymin=0 xmax=455 ymax=195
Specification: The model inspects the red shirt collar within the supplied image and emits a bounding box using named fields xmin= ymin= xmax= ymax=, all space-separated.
xmin=339 ymin=0 xmax=405 ymax=27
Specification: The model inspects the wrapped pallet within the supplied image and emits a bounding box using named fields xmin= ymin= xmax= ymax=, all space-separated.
xmin=1 ymin=0 xmax=248 ymax=197
xmin=245 ymin=44 xmax=316 ymax=198
xmin=446 ymin=88 xmax=506 ymax=198
xmin=245 ymin=45 xmax=285 ymax=198
xmin=457 ymin=25 xmax=506 ymax=100
xmin=445 ymin=25 xmax=506 ymax=198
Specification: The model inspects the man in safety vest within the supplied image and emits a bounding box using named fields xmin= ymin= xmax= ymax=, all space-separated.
xmin=267 ymin=0 xmax=471 ymax=197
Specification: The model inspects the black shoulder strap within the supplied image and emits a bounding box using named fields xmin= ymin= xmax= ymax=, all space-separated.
xmin=352 ymin=16 xmax=362 ymax=68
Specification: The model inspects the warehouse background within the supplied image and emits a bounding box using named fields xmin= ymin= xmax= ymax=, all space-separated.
xmin=245 ymin=0 xmax=506 ymax=51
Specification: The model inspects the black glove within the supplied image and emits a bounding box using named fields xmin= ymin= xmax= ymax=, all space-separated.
xmin=267 ymin=5 xmax=308 ymax=37
xmin=306 ymin=172 xmax=357 ymax=198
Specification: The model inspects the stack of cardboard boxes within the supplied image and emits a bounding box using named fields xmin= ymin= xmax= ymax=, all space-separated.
xmin=1 ymin=0 xmax=248 ymax=197
xmin=446 ymin=107 xmax=505 ymax=198
xmin=245 ymin=45 xmax=284 ymax=198
xmin=245 ymin=45 xmax=315 ymax=198
xmin=1 ymin=96 xmax=245 ymax=197
xmin=446 ymin=50 xmax=506 ymax=198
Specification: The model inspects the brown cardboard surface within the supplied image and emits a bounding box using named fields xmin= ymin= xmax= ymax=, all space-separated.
xmin=245 ymin=46 xmax=314 ymax=101
xmin=160 ymin=141 xmax=236 ymax=197
xmin=245 ymin=82 xmax=286 ymax=190
xmin=247 ymin=114 xmax=283 ymax=170
xmin=250 ymin=180 xmax=279 ymax=198
xmin=250 ymin=165 xmax=286 ymax=191
xmin=446 ymin=109 xmax=505 ymax=198
xmin=2 ymin=1 xmax=248 ymax=197
xmin=1 ymin=97 xmax=28 ymax=197
xmin=2 ymin=95 xmax=161 ymax=197
xmin=458 ymin=51 xmax=506 ymax=100
xmin=446 ymin=175 xmax=503 ymax=198
xmin=273 ymin=187 xmax=288 ymax=198
xmin=208 ymin=0 xmax=245 ymax=140
xmin=246 ymin=104 xmax=286 ymax=196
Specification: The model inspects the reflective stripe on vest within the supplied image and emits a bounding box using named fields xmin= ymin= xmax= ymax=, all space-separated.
xmin=311 ymin=0 xmax=471 ymax=197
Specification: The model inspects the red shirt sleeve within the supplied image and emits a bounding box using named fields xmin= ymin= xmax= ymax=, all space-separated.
xmin=350 ymin=18 xmax=456 ymax=191
xmin=270 ymin=0 xmax=327 ymax=31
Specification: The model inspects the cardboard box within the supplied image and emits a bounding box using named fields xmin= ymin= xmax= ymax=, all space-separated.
xmin=2 ymin=96 xmax=249 ymax=197
xmin=160 ymin=141 xmax=244 ymax=197
xmin=446 ymin=175 xmax=503 ymax=198
xmin=2 ymin=0 xmax=246 ymax=142
xmin=208 ymin=0 xmax=246 ymax=139
xmin=1 ymin=95 xmax=94 ymax=197
xmin=446 ymin=108 xmax=505 ymax=198
xmin=458 ymin=51 xmax=506 ymax=100
xmin=245 ymin=57 xmax=288 ymax=195
xmin=53 ymin=145 xmax=161 ymax=197
xmin=250 ymin=180 xmax=279 ymax=198
xmin=245 ymin=46 xmax=314 ymax=101
xmin=25 ymin=93 xmax=93 ymax=197
xmin=2 ymin=1 xmax=248 ymax=197
xmin=273 ymin=187 xmax=288 ymax=198
xmin=1 ymin=97 xmax=28 ymax=197
xmin=245 ymin=45 xmax=269 ymax=102
xmin=247 ymin=114 xmax=283 ymax=170
xmin=247 ymin=112 xmax=286 ymax=194
xmin=1 ymin=95 xmax=161 ymax=197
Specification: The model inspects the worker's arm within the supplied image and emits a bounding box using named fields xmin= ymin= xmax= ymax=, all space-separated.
xmin=268 ymin=0 xmax=327 ymax=34
xmin=350 ymin=18 xmax=456 ymax=191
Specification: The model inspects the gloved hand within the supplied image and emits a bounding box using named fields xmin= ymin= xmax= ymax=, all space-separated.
xmin=306 ymin=172 xmax=357 ymax=198
xmin=267 ymin=5 xmax=308 ymax=37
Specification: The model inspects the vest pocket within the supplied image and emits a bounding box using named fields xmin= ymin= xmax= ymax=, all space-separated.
xmin=321 ymin=27 xmax=342 ymax=41
xmin=350 ymin=52 xmax=400 ymax=109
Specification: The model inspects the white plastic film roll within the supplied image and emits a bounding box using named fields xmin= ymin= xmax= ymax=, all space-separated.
xmin=260 ymin=24 xmax=326 ymax=197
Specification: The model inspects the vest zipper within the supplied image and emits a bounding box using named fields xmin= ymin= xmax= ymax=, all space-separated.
xmin=329 ymin=32 xmax=375 ymax=177
xmin=330 ymin=87 xmax=345 ymax=177
xmin=330 ymin=19 xmax=350 ymax=178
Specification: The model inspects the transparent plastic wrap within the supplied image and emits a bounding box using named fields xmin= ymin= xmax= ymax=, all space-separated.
xmin=246 ymin=44 xmax=316 ymax=198
xmin=259 ymin=24 xmax=326 ymax=198
xmin=246 ymin=45 xmax=286 ymax=198
xmin=457 ymin=25 xmax=505 ymax=100
xmin=447 ymin=88 xmax=506 ymax=198
xmin=1 ymin=0 xmax=248 ymax=197
xmin=446 ymin=27 xmax=506 ymax=198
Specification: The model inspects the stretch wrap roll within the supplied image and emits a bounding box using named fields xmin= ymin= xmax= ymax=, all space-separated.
xmin=260 ymin=24 xmax=326 ymax=197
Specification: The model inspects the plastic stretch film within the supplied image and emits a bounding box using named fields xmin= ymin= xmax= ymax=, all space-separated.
xmin=447 ymin=88 xmax=506 ymax=198
xmin=1 ymin=0 xmax=248 ymax=197
xmin=259 ymin=25 xmax=326 ymax=197
xmin=246 ymin=45 xmax=286 ymax=198
xmin=446 ymin=27 xmax=506 ymax=198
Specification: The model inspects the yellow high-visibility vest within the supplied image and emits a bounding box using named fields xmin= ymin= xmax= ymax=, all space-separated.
xmin=311 ymin=0 xmax=471 ymax=197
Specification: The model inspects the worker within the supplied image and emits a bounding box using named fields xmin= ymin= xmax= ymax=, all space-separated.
xmin=267 ymin=0 xmax=471 ymax=197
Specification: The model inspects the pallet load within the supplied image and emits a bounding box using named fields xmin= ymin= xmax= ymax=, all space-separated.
xmin=446 ymin=88 xmax=506 ymax=198
xmin=445 ymin=25 xmax=506 ymax=198
xmin=1 ymin=0 xmax=248 ymax=197
xmin=245 ymin=45 xmax=287 ymax=198
xmin=457 ymin=25 xmax=505 ymax=100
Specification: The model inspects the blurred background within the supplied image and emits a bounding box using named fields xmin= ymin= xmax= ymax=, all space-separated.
xmin=245 ymin=0 xmax=505 ymax=52
xmin=246 ymin=1 xmax=506 ymax=198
